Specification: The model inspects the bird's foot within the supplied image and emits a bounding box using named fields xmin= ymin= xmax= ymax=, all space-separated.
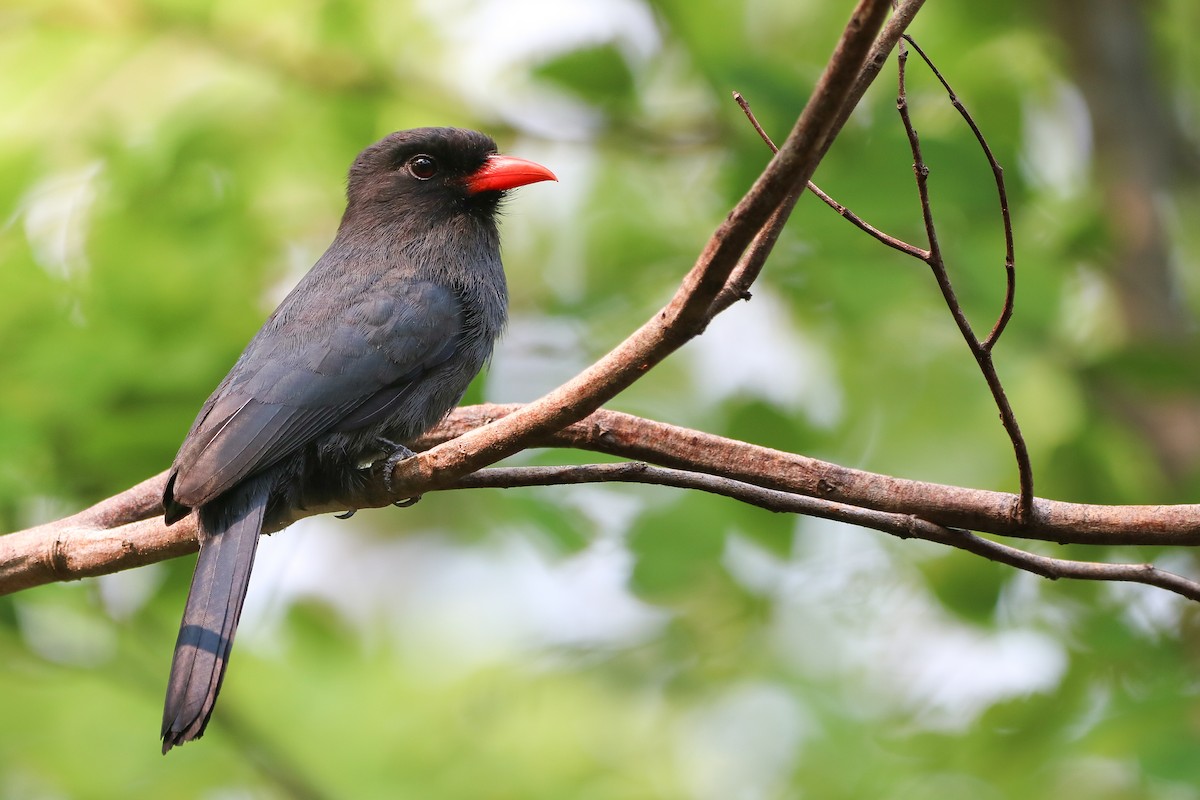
xmin=335 ymin=509 xmax=357 ymax=520
xmin=376 ymin=438 xmax=422 ymax=507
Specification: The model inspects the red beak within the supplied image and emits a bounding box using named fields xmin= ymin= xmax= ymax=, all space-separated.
xmin=465 ymin=154 xmax=557 ymax=195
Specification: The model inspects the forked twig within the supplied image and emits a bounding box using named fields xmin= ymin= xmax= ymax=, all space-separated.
xmin=735 ymin=29 xmax=1033 ymax=525
xmin=895 ymin=37 xmax=1033 ymax=522
xmin=901 ymin=34 xmax=1016 ymax=348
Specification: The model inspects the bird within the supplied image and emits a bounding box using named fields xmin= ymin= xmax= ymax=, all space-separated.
xmin=158 ymin=127 xmax=556 ymax=753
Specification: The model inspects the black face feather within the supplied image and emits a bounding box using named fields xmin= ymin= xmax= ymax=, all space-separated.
xmin=346 ymin=127 xmax=501 ymax=216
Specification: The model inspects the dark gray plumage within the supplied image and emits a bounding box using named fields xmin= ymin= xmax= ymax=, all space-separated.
xmin=159 ymin=127 xmax=555 ymax=753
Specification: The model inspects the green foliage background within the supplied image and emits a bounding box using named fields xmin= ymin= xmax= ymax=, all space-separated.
xmin=3 ymin=1 xmax=1200 ymax=797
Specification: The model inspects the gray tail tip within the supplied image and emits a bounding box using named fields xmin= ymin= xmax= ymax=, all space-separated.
xmin=161 ymin=725 xmax=201 ymax=755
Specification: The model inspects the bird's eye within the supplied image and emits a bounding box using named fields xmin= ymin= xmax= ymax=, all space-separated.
xmin=406 ymin=155 xmax=438 ymax=180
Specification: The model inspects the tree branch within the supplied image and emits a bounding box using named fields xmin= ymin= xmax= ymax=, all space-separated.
xmin=419 ymin=405 xmax=1200 ymax=548
xmin=8 ymin=404 xmax=1200 ymax=596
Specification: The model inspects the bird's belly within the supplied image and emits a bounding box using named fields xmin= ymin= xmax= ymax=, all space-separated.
xmin=317 ymin=351 xmax=487 ymax=463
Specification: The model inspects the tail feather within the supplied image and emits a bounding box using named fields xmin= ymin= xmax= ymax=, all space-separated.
xmin=161 ymin=476 xmax=270 ymax=753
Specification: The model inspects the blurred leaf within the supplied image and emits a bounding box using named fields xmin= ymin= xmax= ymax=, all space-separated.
xmin=628 ymin=496 xmax=728 ymax=600
xmin=533 ymin=44 xmax=636 ymax=115
xmin=917 ymin=552 xmax=1006 ymax=624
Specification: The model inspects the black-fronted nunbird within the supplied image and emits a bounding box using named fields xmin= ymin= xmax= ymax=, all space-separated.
xmin=159 ymin=127 xmax=555 ymax=752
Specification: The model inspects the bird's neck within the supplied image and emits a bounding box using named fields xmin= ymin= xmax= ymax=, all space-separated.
xmin=332 ymin=208 xmax=508 ymax=333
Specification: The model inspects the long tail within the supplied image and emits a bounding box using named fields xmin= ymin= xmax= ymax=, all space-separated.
xmin=161 ymin=475 xmax=270 ymax=753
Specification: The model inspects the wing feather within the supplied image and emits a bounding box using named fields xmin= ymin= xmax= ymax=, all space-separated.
xmin=168 ymin=278 xmax=464 ymax=509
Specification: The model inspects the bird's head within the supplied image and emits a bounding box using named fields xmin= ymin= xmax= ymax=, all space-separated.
xmin=344 ymin=127 xmax=556 ymax=224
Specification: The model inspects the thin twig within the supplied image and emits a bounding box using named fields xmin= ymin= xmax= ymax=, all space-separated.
xmin=706 ymin=202 xmax=794 ymax=318
xmin=734 ymin=91 xmax=778 ymax=151
xmin=458 ymin=463 xmax=1200 ymax=603
xmin=733 ymin=91 xmax=928 ymax=260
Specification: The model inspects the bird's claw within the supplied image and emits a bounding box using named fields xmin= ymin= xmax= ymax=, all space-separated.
xmin=334 ymin=509 xmax=357 ymax=520
xmin=375 ymin=437 xmax=419 ymax=505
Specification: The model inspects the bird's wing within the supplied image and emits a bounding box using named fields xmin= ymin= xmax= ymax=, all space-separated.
xmin=167 ymin=279 xmax=464 ymax=509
